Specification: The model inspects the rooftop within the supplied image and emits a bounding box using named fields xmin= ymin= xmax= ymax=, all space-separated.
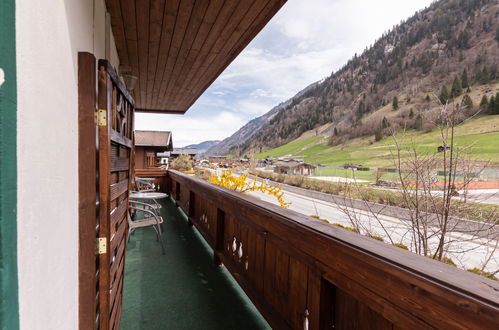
xmin=135 ymin=131 xmax=173 ymax=149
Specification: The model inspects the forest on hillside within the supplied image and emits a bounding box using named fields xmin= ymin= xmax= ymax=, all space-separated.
xmin=230 ymin=0 xmax=499 ymax=156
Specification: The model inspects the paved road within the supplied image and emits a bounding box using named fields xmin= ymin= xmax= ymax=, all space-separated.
xmin=377 ymin=187 xmax=499 ymax=205
xmin=247 ymin=187 xmax=499 ymax=273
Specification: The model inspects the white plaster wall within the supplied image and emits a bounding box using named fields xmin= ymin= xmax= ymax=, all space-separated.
xmin=16 ymin=0 xmax=119 ymax=329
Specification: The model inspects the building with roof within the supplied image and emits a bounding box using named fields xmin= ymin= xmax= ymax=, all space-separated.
xmin=134 ymin=130 xmax=173 ymax=170
xmin=168 ymin=148 xmax=198 ymax=159
xmin=273 ymin=161 xmax=317 ymax=176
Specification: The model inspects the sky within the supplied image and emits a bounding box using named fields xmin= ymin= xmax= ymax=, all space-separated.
xmin=135 ymin=0 xmax=434 ymax=147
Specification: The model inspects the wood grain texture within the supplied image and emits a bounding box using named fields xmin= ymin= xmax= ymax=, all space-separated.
xmin=105 ymin=0 xmax=286 ymax=113
xmin=167 ymin=169 xmax=499 ymax=330
xmin=78 ymin=52 xmax=98 ymax=330
xmin=97 ymin=60 xmax=135 ymax=330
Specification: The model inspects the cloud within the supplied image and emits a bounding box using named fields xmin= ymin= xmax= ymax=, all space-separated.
xmin=135 ymin=111 xmax=245 ymax=147
xmin=139 ymin=0 xmax=434 ymax=146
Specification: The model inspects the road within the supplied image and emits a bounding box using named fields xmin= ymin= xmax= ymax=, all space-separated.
xmin=247 ymin=187 xmax=499 ymax=273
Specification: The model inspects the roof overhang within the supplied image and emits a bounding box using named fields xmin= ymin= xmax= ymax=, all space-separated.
xmin=105 ymin=0 xmax=287 ymax=114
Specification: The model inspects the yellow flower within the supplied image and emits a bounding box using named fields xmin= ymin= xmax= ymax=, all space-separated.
xmin=208 ymin=170 xmax=290 ymax=208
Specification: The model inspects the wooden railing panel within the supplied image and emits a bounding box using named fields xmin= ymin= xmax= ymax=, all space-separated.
xmin=97 ymin=59 xmax=134 ymax=330
xmin=167 ymin=170 xmax=499 ymax=330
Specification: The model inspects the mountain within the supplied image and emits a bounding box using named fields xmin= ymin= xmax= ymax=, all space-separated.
xmin=185 ymin=140 xmax=220 ymax=155
xmin=205 ymin=81 xmax=320 ymax=156
xmin=218 ymin=0 xmax=499 ymax=156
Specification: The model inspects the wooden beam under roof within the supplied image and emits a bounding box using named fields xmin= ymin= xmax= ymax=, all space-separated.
xmin=105 ymin=0 xmax=287 ymax=114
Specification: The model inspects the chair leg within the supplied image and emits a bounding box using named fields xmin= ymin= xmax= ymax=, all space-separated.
xmin=157 ymin=225 xmax=166 ymax=255
xmin=152 ymin=225 xmax=160 ymax=241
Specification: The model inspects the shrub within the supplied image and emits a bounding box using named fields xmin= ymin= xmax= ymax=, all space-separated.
xmin=441 ymin=256 xmax=457 ymax=267
xmin=392 ymin=243 xmax=409 ymax=250
xmin=170 ymin=154 xmax=193 ymax=171
xmin=310 ymin=215 xmax=329 ymax=223
xmin=366 ymin=234 xmax=384 ymax=241
xmin=346 ymin=227 xmax=360 ymax=233
xmin=467 ymin=268 xmax=497 ymax=281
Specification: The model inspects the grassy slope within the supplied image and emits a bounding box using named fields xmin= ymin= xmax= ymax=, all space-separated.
xmin=256 ymin=135 xmax=323 ymax=158
xmin=257 ymin=115 xmax=499 ymax=169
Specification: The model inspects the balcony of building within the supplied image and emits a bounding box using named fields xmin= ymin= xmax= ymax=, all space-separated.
xmin=121 ymin=169 xmax=499 ymax=329
xmin=121 ymin=197 xmax=269 ymax=329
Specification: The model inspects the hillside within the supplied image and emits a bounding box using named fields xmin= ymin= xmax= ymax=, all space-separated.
xmin=257 ymin=113 xmax=499 ymax=169
xmin=205 ymin=81 xmax=320 ymax=156
xmin=185 ymin=140 xmax=220 ymax=155
xmin=223 ymin=0 xmax=499 ymax=156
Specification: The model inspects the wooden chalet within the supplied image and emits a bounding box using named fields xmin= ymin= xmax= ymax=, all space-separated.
xmin=134 ymin=130 xmax=173 ymax=169
xmin=1 ymin=0 xmax=498 ymax=330
xmin=168 ymin=147 xmax=198 ymax=159
xmin=274 ymin=161 xmax=317 ymax=176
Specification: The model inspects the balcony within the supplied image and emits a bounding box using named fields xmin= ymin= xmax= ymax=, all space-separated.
xmin=123 ymin=170 xmax=499 ymax=329
xmin=121 ymin=198 xmax=269 ymax=329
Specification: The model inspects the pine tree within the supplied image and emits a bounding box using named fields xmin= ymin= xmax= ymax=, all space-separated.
xmin=334 ymin=127 xmax=339 ymax=136
xmin=480 ymin=95 xmax=489 ymax=107
xmin=414 ymin=114 xmax=423 ymax=130
xmin=450 ymin=77 xmax=462 ymax=98
xmin=462 ymin=94 xmax=473 ymax=109
xmin=487 ymin=96 xmax=495 ymax=114
xmin=439 ymin=85 xmax=449 ymax=104
xmin=488 ymin=93 xmax=499 ymax=114
xmin=461 ymin=69 xmax=469 ymax=89
xmin=409 ymin=109 xmax=414 ymax=118
xmin=392 ymin=96 xmax=399 ymax=110
xmin=382 ymin=117 xmax=389 ymax=128
xmin=425 ymin=94 xmax=431 ymax=102
xmin=375 ymin=129 xmax=384 ymax=142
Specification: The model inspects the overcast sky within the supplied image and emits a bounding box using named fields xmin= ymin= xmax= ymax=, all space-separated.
xmin=135 ymin=0 xmax=434 ymax=147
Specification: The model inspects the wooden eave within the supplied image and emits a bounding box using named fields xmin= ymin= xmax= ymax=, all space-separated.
xmin=105 ymin=0 xmax=286 ymax=114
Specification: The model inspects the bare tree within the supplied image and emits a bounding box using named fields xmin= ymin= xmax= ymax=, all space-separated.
xmin=332 ymin=101 xmax=498 ymax=274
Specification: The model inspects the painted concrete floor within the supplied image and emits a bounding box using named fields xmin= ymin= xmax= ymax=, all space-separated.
xmin=121 ymin=198 xmax=270 ymax=330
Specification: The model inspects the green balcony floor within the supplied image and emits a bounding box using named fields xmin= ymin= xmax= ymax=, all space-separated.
xmin=121 ymin=198 xmax=270 ymax=330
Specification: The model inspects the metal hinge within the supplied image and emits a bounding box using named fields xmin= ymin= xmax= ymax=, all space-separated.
xmin=96 ymin=237 xmax=107 ymax=255
xmin=95 ymin=109 xmax=107 ymax=126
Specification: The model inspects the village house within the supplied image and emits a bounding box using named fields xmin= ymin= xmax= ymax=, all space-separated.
xmin=134 ymin=130 xmax=173 ymax=170
xmin=273 ymin=161 xmax=317 ymax=176
xmin=167 ymin=147 xmax=198 ymax=160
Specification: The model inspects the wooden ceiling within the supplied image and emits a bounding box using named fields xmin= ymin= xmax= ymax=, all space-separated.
xmin=105 ymin=0 xmax=286 ymax=114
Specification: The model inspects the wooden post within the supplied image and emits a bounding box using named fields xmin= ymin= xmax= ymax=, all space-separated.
xmin=97 ymin=62 xmax=112 ymax=330
xmin=188 ymin=191 xmax=195 ymax=227
xmin=78 ymin=52 xmax=97 ymax=330
xmin=214 ymin=209 xmax=225 ymax=266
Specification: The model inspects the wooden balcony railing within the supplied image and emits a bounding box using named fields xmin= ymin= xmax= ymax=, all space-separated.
xmin=167 ymin=170 xmax=499 ymax=329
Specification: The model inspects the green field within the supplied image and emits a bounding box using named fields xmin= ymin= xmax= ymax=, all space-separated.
xmin=256 ymin=115 xmax=499 ymax=179
xmin=256 ymin=135 xmax=324 ymax=158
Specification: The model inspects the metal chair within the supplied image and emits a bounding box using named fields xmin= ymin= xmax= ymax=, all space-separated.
xmin=135 ymin=178 xmax=156 ymax=192
xmin=128 ymin=203 xmax=165 ymax=254
xmin=130 ymin=199 xmax=162 ymax=215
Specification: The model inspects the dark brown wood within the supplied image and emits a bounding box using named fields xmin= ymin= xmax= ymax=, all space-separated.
xmin=78 ymin=52 xmax=97 ymax=330
xmin=167 ymin=169 xmax=499 ymax=330
xmin=214 ymin=209 xmax=225 ymax=266
xmin=98 ymin=62 xmax=112 ymax=330
xmin=97 ymin=60 xmax=135 ymax=330
xmin=105 ymin=0 xmax=286 ymax=113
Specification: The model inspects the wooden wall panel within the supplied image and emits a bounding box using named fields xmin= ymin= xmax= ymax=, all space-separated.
xmin=167 ymin=169 xmax=499 ymax=330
